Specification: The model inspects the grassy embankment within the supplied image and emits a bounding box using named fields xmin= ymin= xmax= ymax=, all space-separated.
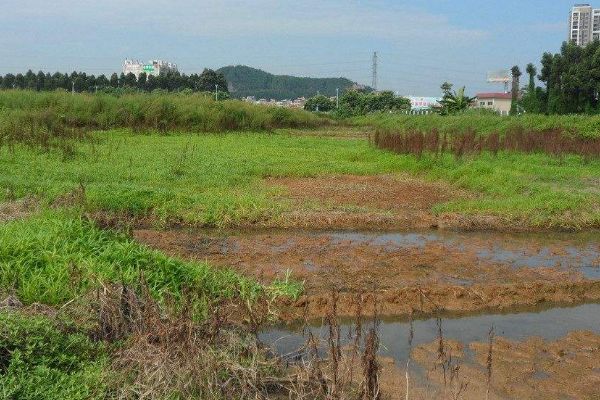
xmin=0 ymin=91 xmax=325 ymax=399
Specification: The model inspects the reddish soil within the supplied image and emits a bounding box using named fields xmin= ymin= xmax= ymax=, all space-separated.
xmin=265 ymin=175 xmax=475 ymax=230
xmin=385 ymin=331 xmax=600 ymax=399
xmin=134 ymin=229 xmax=600 ymax=321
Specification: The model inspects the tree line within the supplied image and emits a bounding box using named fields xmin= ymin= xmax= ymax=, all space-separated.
xmin=304 ymin=90 xmax=411 ymax=115
xmin=0 ymin=69 xmax=229 ymax=94
xmin=514 ymin=40 xmax=600 ymax=114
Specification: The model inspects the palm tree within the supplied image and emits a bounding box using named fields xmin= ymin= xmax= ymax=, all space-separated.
xmin=525 ymin=63 xmax=537 ymax=91
xmin=510 ymin=65 xmax=522 ymax=115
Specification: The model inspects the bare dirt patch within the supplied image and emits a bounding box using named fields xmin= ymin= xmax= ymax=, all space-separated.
xmin=0 ymin=198 xmax=37 ymax=223
xmin=266 ymin=175 xmax=468 ymax=230
xmin=134 ymin=229 xmax=600 ymax=321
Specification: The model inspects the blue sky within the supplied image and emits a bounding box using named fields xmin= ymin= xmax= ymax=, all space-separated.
xmin=0 ymin=0 xmax=578 ymax=95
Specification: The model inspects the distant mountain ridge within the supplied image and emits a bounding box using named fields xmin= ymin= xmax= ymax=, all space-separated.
xmin=217 ymin=65 xmax=363 ymax=100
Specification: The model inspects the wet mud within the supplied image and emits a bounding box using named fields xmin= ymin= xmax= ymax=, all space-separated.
xmin=135 ymin=228 xmax=600 ymax=320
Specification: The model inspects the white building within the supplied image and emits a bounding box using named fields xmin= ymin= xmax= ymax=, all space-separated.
xmin=122 ymin=59 xmax=178 ymax=78
xmin=405 ymin=96 xmax=441 ymax=111
xmin=568 ymin=4 xmax=600 ymax=46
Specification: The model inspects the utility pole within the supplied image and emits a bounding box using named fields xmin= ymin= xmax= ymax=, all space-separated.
xmin=215 ymin=84 xmax=218 ymax=101
xmin=372 ymin=51 xmax=378 ymax=92
xmin=336 ymin=88 xmax=339 ymax=108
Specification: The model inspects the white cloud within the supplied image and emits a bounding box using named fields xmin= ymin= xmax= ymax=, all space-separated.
xmin=6 ymin=0 xmax=488 ymax=43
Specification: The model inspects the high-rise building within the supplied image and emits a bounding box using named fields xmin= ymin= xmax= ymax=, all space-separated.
xmin=568 ymin=4 xmax=600 ymax=46
xmin=122 ymin=59 xmax=178 ymax=78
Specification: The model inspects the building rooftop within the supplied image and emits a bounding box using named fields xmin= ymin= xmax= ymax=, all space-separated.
xmin=476 ymin=92 xmax=512 ymax=100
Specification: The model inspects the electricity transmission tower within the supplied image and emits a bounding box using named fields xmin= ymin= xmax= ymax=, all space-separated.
xmin=372 ymin=51 xmax=378 ymax=91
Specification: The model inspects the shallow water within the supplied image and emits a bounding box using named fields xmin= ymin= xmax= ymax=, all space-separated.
xmin=328 ymin=230 xmax=600 ymax=274
xmin=260 ymin=304 xmax=600 ymax=364
xmin=260 ymin=303 xmax=600 ymax=365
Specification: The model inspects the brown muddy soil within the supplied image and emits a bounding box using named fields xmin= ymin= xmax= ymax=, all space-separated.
xmin=265 ymin=175 xmax=480 ymax=230
xmin=134 ymin=229 xmax=600 ymax=321
xmin=390 ymin=331 xmax=600 ymax=400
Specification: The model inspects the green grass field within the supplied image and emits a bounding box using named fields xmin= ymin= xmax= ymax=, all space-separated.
xmin=1 ymin=129 xmax=599 ymax=229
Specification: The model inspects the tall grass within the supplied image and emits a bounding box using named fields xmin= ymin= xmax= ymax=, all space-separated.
xmin=360 ymin=113 xmax=600 ymax=158
xmin=0 ymin=90 xmax=327 ymax=153
xmin=356 ymin=113 xmax=600 ymax=138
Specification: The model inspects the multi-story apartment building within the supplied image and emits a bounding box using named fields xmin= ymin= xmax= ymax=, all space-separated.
xmin=568 ymin=4 xmax=600 ymax=46
xmin=122 ymin=59 xmax=178 ymax=78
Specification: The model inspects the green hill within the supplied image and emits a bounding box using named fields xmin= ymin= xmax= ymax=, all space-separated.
xmin=217 ymin=65 xmax=363 ymax=100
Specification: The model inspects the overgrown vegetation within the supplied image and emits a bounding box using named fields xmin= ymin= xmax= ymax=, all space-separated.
xmin=0 ymin=211 xmax=278 ymax=310
xmin=361 ymin=112 xmax=600 ymax=158
xmin=0 ymin=311 xmax=107 ymax=400
xmin=356 ymin=112 xmax=600 ymax=138
xmin=1 ymin=88 xmax=600 ymax=398
xmin=0 ymin=90 xmax=326 ymax=154
xmin=1 ymin=125 xmax=598 ymax=229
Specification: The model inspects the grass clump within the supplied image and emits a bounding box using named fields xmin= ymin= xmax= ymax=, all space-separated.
xmin=0 ymin=211 xmax=269 ymax=311
xmin=0 ymin=311 xmax=107 ymax=400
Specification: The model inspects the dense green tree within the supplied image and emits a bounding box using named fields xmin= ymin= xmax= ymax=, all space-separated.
xmin=25 ymin=70 xmax=36 ymax=90
xmin=304 ymin=94 xmax=335 ymax=112
xmin=336 ymin=89 xmax=410 ymax=116
xmin=197 ymin=69 xmax=228 ymax=92
xmin=137 ymin=72 xmax=147 ymax=89
xmin=0 ymin=68 xmax=231 ymax=94
xmin=15 ymin=74 xmax=25 ymax=89
xmin=522 ymin=63 xmax=539 ymax=113
xmin=2 ymin=73 xmax=15 ymax=89
xmin=532 ymin=41 xmax=600 ymax=114
xmin=110 ymin=73 xmax=119 ymax=88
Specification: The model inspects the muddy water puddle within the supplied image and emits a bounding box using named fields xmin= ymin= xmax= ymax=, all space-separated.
xmin=329 ymin=230 xmax=600 ymax=273
xmin=260 ymin=303 xmax=600 ymax=366
xmin=140 ymin=228 xmax=600 ymax=284
xmin=261 ymin=304 xmax=600 ymax=399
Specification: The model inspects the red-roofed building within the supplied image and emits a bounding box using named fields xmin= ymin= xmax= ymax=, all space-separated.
xmin=474 ymin=92 xmax=513 ymax=115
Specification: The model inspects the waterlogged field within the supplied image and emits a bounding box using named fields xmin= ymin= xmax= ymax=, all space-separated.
xmin=1 ymin=92 xmax=600 ymax=399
